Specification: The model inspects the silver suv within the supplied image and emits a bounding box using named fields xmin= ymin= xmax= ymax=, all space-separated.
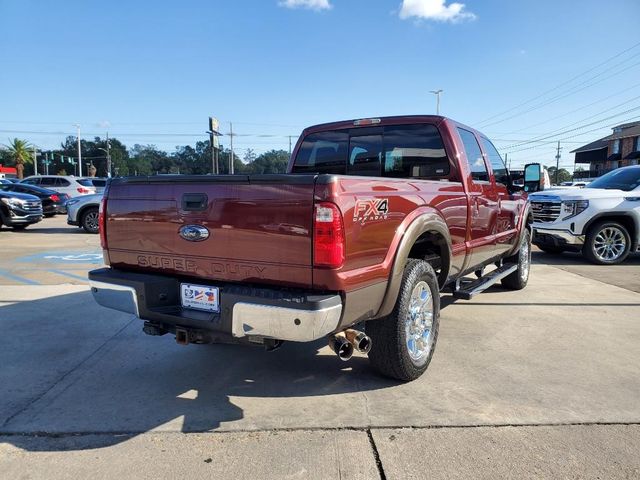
xmin=67 ymin=193 xmax=102 ymax=233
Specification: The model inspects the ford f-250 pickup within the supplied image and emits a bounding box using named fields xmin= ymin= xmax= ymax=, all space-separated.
xmin=89 ymin=115 xmax=534 ymax=381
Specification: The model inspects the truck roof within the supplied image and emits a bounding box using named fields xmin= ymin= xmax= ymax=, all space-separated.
xmin=301 ymin=115 xmax=480 ymax=137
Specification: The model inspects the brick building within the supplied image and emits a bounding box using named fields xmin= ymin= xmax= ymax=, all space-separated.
xmin=572 ymin=121 xmax=640 ymax=179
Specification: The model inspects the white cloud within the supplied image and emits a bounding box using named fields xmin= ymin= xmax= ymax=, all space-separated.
xmin=399 ymin=0 xmax=476 ymax=23
xmin=278 ymin=0 xmax=332 ymax=11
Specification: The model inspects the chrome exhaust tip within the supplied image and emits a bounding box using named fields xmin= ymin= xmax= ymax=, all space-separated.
xmin=328 ymin=333 xmax=354 ymax=361
xmin=344 ymin=329 xmax=372 ymax=354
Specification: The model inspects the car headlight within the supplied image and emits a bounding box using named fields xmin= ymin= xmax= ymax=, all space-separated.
xmin=0 ymin=197 xmax=26 ymax=208
xmin=561 ymin=200 xmax=589 ymax=220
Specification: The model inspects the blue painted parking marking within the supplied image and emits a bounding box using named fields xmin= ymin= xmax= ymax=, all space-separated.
xmin=16 ymin=252 xmax=103 ymax=265
xmin=0 ymin=269 xmax=40 ymax=285
xmin=49 ymin=269 xmax=88 ymax=282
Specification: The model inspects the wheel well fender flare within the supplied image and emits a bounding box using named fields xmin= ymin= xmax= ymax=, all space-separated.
xmin=375 ymin=210 xmax=452 ymax=319
xmin=507 ymin=202 xmax=533 ymax=256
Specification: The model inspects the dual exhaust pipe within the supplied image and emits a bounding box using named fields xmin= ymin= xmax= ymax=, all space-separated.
xmin=328 ymin=329 xmax=371 ymax=361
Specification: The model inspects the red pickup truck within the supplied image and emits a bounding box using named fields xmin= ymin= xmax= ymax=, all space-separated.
xmin=89 ymin=115 xmax=534 ymax=381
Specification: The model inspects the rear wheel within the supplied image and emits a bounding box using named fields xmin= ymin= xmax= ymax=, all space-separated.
xmin=583 ymin=221 xmax=631 ymax=265
xmin=12 ymin=225 xmax=28 ymax=231
xmin=81 ymin=207 xmax=99 ymax=234
xmin=501 ymin=229 xmax=531 ymax=290
xmin=367 ymin=259 xmax=440 ymax=382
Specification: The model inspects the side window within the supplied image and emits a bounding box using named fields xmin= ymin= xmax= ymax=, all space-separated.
xmin=348 ymin=135 xmax=382 ymax=176
xmin=383 ymin=124 xmax=450 ymax=179
xmin=480 ymin=137 xmax=509 ymax=186
xmin=23 ymin=178 xmax=39 ymax=185
xmin=458 ymin=128 xmax=489 ymax=182
xmin=40 ymin=177 xmax=56 ymax=186
xmin=291 ymin=131 xmax=348 ymax=174
xmin=56 ymin=178 xmax=71 ymax=187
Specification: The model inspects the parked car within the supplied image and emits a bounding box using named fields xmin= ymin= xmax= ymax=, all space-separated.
xmin=0 ymin=190 xmax=43 ymax=230
xmin=21 ymin=175 xmax=96 ymax=198
xmin=83 ymin=177 xmax=108 ymax=193
xmin=0 ymin=179 xmax=12 ymax=184
xmin=550 ymin=180 xmax=591 ymax=190
xmin=0 ymin=183 xmax=68 ymax=217
xmin=89 ymin=115 xmax=536 ymax=382
xmin=531 ymin=165 xmax=640 ymax=264
xmin=67 ymin=193 xmax=102 ymax=233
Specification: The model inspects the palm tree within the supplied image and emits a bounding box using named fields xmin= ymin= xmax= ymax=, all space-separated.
xmin=3 ymin=138 xmax=34 ymax=179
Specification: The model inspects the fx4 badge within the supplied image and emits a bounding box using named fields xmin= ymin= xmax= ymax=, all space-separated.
xmin=354 ymin=198 xmax=389 ymax=224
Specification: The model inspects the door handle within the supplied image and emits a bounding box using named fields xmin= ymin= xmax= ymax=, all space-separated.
xmin=182 ymin=193 xmax=208 ymax=211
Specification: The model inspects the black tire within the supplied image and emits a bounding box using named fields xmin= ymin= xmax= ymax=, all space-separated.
xmin=44 ymin=213 xmax=55 ymax=218
xmin=12 ymin=225 xmax=28 ymax=231
xmin=81 ymin=207 xmax=100 ymax=234
xmin=536 ymin=245 xmax=564 ymax=254
xmin=501 ymin=228 xmax=531 ymax=290
xmin=583 ymin=220 xmax=631 ymax=265
xmin=367 ymin=259 xmax=440 ymax=382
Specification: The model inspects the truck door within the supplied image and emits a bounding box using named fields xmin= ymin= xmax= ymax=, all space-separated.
xmin=480 ymin=137 xmax=518 ymax=256
xmin=457 ymin=127 xmax=500 ymax=268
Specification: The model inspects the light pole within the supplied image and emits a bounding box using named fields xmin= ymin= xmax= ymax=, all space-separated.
xmin=430 ymin=89 xmax=443 ymax=115
xmin=73 ymin=124 xmax=83 ymax=177
xmin=97 ymin=137 xmax=111 ymax=178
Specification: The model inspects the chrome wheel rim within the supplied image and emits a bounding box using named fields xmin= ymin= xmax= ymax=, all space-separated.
xmin=593 ymin=226 xmax=626 ymax=262
xmin=520 ymin=236 xmax=531 ymax=282
xmin=86 ymin=211 xmax=99 ymax=231
xmin=405 ymin=281 xmax=434 ymax=365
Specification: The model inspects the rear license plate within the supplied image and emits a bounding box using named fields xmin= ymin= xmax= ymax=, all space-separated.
xmin=180 ymin=283 xmax=220 ymax=313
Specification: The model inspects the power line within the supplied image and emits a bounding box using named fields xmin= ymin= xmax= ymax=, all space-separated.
xmin=495 ymin=82 xmax=640 ymax=135
xmin=479 ymin=58 xmax=640 ymax=129
xmin=504 ymin=114 xmax=640 ymax=154
xmin=475 ymin=41 xmax=640 ymax=126
xmin=502 ymin=105 xmax=640 ymax=150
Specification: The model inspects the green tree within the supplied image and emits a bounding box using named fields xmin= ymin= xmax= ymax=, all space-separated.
xmin=3 ymin=138 xmax=34 ymax=179
xmin=546 ymin=166 xmax=572 ymax=184
xmin=247 ymin=149 xmax=289 ymax=174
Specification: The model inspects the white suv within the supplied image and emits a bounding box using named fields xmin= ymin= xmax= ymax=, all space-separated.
xmin=21 ymin=175 xmax=96 ymax=198
xmin=530 ymin=166 xmax=640 ymax=264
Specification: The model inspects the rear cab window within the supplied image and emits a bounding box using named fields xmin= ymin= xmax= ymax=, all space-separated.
xmin=292 ymin=123 xmax=453 ymax=181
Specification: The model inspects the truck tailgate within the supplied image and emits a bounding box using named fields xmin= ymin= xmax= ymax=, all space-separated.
xmin=104 ymin=175 xmax=316 ymax=288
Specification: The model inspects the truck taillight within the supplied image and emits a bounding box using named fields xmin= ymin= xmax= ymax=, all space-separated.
xmin=99 ymin=196 xmax=107 ymax=249
xmin=314 ymin=202 xmax=345 ymax=268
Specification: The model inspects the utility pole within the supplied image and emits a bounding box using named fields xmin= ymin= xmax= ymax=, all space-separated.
xmin=430 ymin=89 xmax=443 ymax=115
xmin=74 ymin=124 xmax=83 ymax=177
xmin=288 ymin=136 xmax=292 ymax=158
xmin=555 ymin=141 xmax=562 ymax=185
xmin=229 ymin=122 xmax=234 ymax=175
xmin=505 ymin=153 xmax=509 ymax=170
xmin=106 ymin=132 xmax=112 ymax=178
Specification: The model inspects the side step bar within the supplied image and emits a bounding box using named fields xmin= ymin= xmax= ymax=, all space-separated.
xmin=453 ymin=263 xmax=518 ymax=300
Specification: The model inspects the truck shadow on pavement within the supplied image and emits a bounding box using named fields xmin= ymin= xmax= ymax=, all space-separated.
xmin=0 ymin=291 xmax=398 ymax=452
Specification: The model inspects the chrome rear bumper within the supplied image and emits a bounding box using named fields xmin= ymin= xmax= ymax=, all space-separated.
xmin=88 ymin=268 xmax=343 ymax=343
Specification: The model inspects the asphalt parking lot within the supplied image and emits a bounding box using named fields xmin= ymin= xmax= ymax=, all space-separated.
xmin=1 ymin=215 xmax=639 ymax=479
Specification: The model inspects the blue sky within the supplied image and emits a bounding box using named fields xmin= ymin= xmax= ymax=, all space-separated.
xmin=1 ymin=0 xmax=639 ymax=169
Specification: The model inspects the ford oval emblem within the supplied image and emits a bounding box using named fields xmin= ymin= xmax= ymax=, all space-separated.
xmin=179 ymin=225 xmax=210 ymax=242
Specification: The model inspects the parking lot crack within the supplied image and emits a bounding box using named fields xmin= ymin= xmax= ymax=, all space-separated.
xmin=366 ymin=428 xmax=387 ymax=480
xmin=0 ymin=316 xmax=136 ymax=429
